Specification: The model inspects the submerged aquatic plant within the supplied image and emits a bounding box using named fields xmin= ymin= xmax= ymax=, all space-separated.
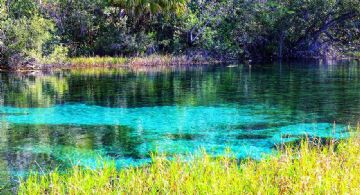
xmin=19 ymin=130 xmax=360 ymax=194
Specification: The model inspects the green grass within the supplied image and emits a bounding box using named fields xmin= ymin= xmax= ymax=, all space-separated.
xmin=68 ymin=54 xmax=217 ymax=68
xmin=68 ymin=55 xmax=183 ymax=68
xmin=353 ymin=52 xmax=360 ymax=58
xmin=19 ymin=133 xmax=360 ymax=194
xmin=69 ymin=57 xmax=128 ymax=67
xmin=345 ymin=51 xmax=360 ymax=59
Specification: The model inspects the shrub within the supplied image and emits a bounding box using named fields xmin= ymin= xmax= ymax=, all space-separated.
xmin=0 ymin=2 xmax=68 ymax=70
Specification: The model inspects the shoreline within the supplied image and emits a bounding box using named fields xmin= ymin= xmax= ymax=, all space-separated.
xmin=0 ymin=54 xmax=359 ymax=73
xmin=0 ymin=55 xmax=230 ymax=73
xmin=19 ymin=131 xmax=360 ymax=194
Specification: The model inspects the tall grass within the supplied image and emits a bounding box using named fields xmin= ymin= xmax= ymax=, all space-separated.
xmin=69 ymin=57 xmax=128 ymax=68
xmin=345 ymin=52 xmax=360 ymax=59
xmin=353 ymin=52 xmax=360 ymax=58
xmin=69 ymin=55 xmax=219 ymax=69
xmin=19 ymin=134 xmax=360 ymax=194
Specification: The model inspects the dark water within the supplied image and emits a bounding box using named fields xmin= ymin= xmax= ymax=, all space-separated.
xmin=0 ymin=60 xmax=359 ymax=187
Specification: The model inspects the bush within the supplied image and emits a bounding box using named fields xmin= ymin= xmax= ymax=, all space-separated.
xmin=0 ymin=2 xmax=68 ymax=70
xmin=46 ymin=45 xmax=69 ymax=65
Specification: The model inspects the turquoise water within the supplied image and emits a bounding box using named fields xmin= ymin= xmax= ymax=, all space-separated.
xmin=1 ymin=104 xmax=347 ymax=162
xmin=0 ymin=60 xmax=359 ymax=186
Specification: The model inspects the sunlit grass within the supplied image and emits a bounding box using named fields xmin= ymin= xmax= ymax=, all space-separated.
xmin=69 ymin=56 xmax=128 ymax=68
xmin=346 ymin=51 xmax=360 ymax=59
xmin=69 ymin=54 xmax=217 ymax=68
xmin=19 ymin=131 xmax=360 ymax=194
xmin=353 ymin=52 xmax=360 ymax=58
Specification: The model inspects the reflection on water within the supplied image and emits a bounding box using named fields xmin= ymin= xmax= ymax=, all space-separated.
xmin=0 ymin=60 xmax=360 ymax=187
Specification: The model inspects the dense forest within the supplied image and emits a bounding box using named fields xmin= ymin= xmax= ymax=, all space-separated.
xmin=0 ymin=0 xmax=359 ymax=69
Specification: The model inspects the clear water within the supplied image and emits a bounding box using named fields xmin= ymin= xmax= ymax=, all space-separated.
xmin=0 ymin=60 xmax=359 ymax=186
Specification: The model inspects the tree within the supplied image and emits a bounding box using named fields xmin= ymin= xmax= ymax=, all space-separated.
xmin=0 ymin=0 xmax=67 ymax=69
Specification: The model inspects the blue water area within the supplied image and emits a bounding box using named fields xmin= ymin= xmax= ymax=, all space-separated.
xmin=1 ymin=103 xmax=348 ymax=172
xmin=0 ymin=60 xmax=359 ymax=185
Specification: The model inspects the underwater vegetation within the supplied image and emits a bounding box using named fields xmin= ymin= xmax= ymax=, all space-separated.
xmin=0 ymin=103 xmax=349 ymax=164
xmin=19 ymin=130 xmax=360 ymax=194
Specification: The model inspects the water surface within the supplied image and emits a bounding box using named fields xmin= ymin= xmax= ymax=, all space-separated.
xmin=0 ymin=60 xmax=359 ymax=186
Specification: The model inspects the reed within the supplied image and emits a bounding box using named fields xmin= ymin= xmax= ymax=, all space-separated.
xmin=69 ymin=57 xmax=128 ymax=68
xmin=353 ymin=52 xmax=360 ymax=58
xmin=69 ymin=55 xmax=218 ymax=69
xmin=345 ymin=52 xmax=360 ymax=59
xmin=19 ymin=131 xmax=360 ymax=194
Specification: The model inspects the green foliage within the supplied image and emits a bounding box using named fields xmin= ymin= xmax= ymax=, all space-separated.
xmin=0 ymin=0 xmax=8 ymax=65
xmin=0 ymin=1 xmax=68 ymax=69
xmin=1 ymin=0 xmax=359 ymax=69
xmin=109 ymin=0 xmax=188 ymax=17
xmin=183 ymin=0 xmax=359 ymax=59
xmin=6 ymin=0 xmax=39 ymax=18
xmin=47 ymin=45 xmax=69 ymax=65
xmin=8 ymin=16 xmax=53 ymax=54
xmin=1 ymin=15 xmax=52 ymax=68
xmin=19 ymin=132 xmax=360 ymax=194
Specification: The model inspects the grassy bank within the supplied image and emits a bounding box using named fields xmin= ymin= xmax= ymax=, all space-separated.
xmin=68 ymin=55 xmax=219 ymax=69
xmin=19 ymin=132 xmax=360 ymax=194
xmin=1 ymin=55 xmax=220 ymax=72
xmin=351 ymin=52 xmax=360 ymax=59
xmin=345 ymin=52 xmax=360 ymax=59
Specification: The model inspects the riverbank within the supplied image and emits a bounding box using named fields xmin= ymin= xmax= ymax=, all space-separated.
xmin=2 ymin=53 xmax=359 ymax=72
xmin=0 ymin=54 xmax=224 ymax=72
xmin=19 ymin=130 xmax=360 ymax=194
xmin=347 ymin=52 xmax=360 ymax=59
xmin=68 ymin=55 xmax=222 ymax=68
